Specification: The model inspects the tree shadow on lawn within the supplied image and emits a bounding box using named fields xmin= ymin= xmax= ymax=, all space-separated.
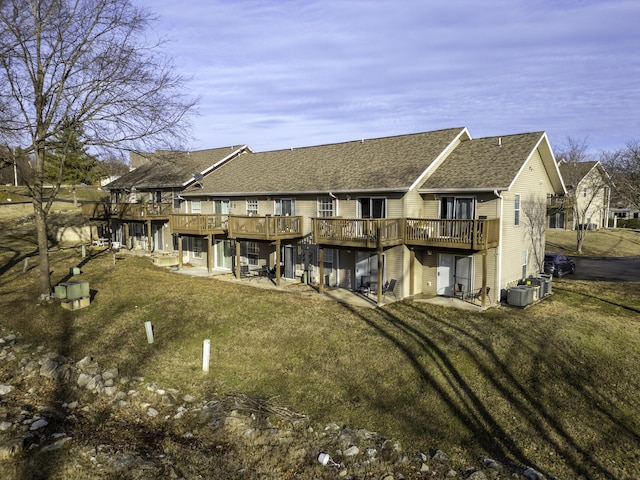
xmin=337 ymin=300 xmax=637 ymax=480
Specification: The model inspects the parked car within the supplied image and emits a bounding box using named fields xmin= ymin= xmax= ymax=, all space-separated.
xmin=544 ymin=253 xmax=576 ymax=277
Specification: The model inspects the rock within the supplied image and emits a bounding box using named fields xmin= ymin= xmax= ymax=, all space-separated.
xmin=344 ymin=445 xmax=360 ymax=457
xmin=467 ymin=471 xmax=488 ymax=480
xmin=39 ymin=358 xmax=60 ymax=379
xmin=77 ymin=373 xmax=92 ymax=388
xmin=0 ymin=384 xmax=15 ymax=395
xmin=0 ymin=421 xmax=12 ymax=431
xmin=30 ymin=418 xmax=48 ymax=430
xmin=146 ymin=408 xmax=159 ymax=418
xmin=102 ymin=367 xmax=119 ymax=380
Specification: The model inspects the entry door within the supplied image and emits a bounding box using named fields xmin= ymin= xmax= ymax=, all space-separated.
xmin=153 ymin=224 xmax=164 ymax=252
xmin=437 ymin=254 xmax=455 ymax=295
xmin=437 ymin=254 xmax=473 ymax=296
xmin=283 ymin=245 xmax=295 ymax=279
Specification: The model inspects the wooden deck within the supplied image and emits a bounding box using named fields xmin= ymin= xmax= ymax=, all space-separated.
xmin=313 ymin=217 xmax=499 ymax=250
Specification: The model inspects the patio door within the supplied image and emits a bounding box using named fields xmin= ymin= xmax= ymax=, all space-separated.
xmin=437 ymin=253 xmax=473 ymax=297
xmin=215 ymin=240 xmax=232 ymax=269
xmin=214 ymin=199 xmax=230 ymax=228
xmin=355 ymin=252 xmax=383 ymax=292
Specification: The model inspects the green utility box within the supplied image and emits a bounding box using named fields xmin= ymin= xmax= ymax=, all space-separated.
xmin=54 ymin=281 xmax=90 ymax=300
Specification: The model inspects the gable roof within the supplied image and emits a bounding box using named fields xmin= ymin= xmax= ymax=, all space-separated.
xmin=419 ymin=132 xmax=565 ymax=193
xmin=184 ymin=128 xmax=468 ymax=196
xmin=104 ymin=146 xmax=249 ymax=190
xmin=557 ymin=160 xmax=606 ymax=190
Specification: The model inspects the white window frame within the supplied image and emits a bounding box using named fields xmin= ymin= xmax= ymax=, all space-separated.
xmin=521 ymin=249 xmax=528 ymax=278
xmin=247 ymin=199 xmax=258 ymax=215
xmin=193 ymin=237 xmax=203 ymax=258
xmin=191 ymin=198 xmax=201 ymax=214
xmin=514 ymin=194 xmax=521 ymax=226
xmin=172 ymin=191 xmax=182 ymax=210
xmin=246 ymin=241 xmax=259 ymax=265
xmin=317 ymin=197 xmax=334 ymax=217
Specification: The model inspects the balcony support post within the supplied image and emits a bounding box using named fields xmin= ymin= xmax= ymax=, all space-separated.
xmin=235 ymin=240 xmax=241 ymax=279
xmin=147 ymin=219 xmax=153 ymax=252
xmin=207 ymin=234 xmax=213 ymax=273
xmin=481 ymin=251 xmax=488 ymax=306
xmin=376 ymin=249 xmax=383 ymax=305
xmin=178 ymin=236 xmax=183 ymax=269
xmin=409 ymin=247 xmax=415 ymax=297
xmin=319 ymin=247 xmax=325 ymax=294
xmin=275 ymin=239 xmax=281 ymax=287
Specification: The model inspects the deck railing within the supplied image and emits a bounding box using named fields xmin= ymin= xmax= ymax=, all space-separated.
xmin=81 ymin=202 xmax=172 ymax=220
xmin=228 ymin=215 xmax=304 ymax=240
xmin=170 ymin=214 xmax=228 ymax=234
xmin=314 ymin=217 xmax=499 ymax=250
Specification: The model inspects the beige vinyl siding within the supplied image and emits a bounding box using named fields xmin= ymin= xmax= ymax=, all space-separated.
xmin=500 ymin=148 xmax=555 ymax=288
xmin=403 ymin=188 xmax=425 ymax=217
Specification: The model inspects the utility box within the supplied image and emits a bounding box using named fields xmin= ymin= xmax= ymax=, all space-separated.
xmin=540 ymin=274 xmax=552 ymax=296
xmin=54 ymin=281 xmax=90 ymax=300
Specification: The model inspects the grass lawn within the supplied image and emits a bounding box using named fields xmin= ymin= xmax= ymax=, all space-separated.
xmin=546 ymin=228 xmax=640 ymax=256
xmin=1 ymin=209 xmax=640 ymax=479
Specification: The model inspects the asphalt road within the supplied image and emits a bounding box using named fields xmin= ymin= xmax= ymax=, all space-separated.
xmin=571 ymin=256 xmax=640 ymax=282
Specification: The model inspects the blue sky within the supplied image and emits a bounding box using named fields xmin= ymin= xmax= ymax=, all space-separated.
xmin=137 ymin=0 xmax=640 ymax=154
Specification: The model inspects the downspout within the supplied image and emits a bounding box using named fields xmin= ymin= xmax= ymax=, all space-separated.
xmin=329 ymin=192 xmax=339 ymax=285
xmin=494 ymin=190 xmax=503 ymax=302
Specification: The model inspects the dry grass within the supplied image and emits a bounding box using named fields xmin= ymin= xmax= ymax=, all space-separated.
xmin=2 ymin=213 xmax=640 ymax=479
xmin=546 ymin=228 xmax=640 ymax=256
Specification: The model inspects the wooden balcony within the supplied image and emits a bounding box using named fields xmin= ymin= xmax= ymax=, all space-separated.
xmin=312 ymin=218 xmax=405 ymax=249
xmin=404 ymin=218 xmax=499 ymax=250
xmin=170 ymin=214 xmax=228 ymax=235
xmin=228 ymin=215 xmax=304 ymax=240
xmin=81 ymin=202 xmax=172 ymax=220
xmin=313 ymin=217 xmax=500 ymax=250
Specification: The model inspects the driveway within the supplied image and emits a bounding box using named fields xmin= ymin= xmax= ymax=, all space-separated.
xmin=570 ymin=256 xmax=640 ymax=282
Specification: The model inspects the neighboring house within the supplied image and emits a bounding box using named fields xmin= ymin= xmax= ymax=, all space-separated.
xmin=85 ymin=145 xmax=250 ymax=251
xmin=167 ymin=128 xmax=564 ymax=305
xmin=550 ymin=160 xmax=611 ymax=230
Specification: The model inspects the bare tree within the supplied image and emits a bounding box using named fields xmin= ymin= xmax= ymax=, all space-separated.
xmin=0 ymin=0 xmax=196 ymax=300
xmin=601 ymin=139 xmax=640 ymax=212
xmin=555 ymin=137 xmax=611 ymax=253
xmin=522 ymin=196 xmax=547 ymax=274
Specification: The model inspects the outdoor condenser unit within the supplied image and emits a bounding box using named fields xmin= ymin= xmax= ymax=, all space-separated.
xmin=507 ymin=286 xmax=533 ymax=307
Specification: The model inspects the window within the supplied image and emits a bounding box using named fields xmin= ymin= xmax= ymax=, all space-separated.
xmin=514 ymin=195 xmax=520 ymax=226
xmin=172 ymin=192 xmax=182 ymax=210
xmin=191 ymin=198 xmax=201 ymax=214
xmin=358 ymin=197 xmax=386 ymax=218
xmin=317 ymin=197 xmax=334 ymax=217
xmin=246 ymin=241 xmax=259 ymax=265
xmin=275 ymin=198 xmax=295 ymax=216
xmin=154 ymin=191 xmax=162 ymax=203
xmin=440 ymin=197 xmax=474 ymax=219
xmin=522 ymin=249 xmax=528 ymax=278
xmin=583 ymin=188 xmax=587 ymax=198
xmin=247 ymin=199 xmax=258 ymax=215
xmin=193 ymin=237 xmax=203 ymax=258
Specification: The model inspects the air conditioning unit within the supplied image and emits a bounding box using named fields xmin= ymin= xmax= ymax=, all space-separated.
xmin=507 ymin=286 xmax=533 ymax=307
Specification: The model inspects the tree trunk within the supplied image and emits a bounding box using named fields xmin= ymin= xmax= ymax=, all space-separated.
xmin=33 ymin=186 xmax=52 ymax=301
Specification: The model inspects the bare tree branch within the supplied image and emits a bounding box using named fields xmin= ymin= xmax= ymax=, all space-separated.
xmin=0 ymin=0 xmax=197 ymax=299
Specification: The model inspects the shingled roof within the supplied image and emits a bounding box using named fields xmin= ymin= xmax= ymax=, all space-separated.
xmin=557 ymin=160 xmax=600 ymax=190
xmin=420 ymin=132 xmax=552 ymax=191
xmin=185 ymin=128 xmax=467 ymax=196
xmin=105 ymin=146 xmax=248 ymax=190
